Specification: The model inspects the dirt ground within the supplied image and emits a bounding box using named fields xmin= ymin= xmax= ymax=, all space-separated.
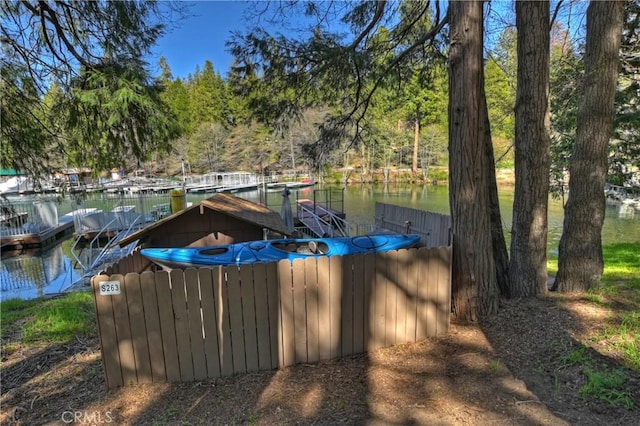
xmin=2 ymin=292 xmax=639 ymax=425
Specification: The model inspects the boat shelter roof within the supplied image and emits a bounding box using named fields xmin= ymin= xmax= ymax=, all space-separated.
xmin=118 ymin=193 xmax=292 ymax=247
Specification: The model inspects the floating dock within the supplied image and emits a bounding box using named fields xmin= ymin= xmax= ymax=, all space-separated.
xmin=295 ymin=189 xmax=349 ymax=237
xmin=1 ymin=219 xmax=74 ymax=251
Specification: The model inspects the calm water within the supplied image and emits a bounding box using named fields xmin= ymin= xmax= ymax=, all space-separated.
xmin=2 ymin=184 xmax=638 ymax=300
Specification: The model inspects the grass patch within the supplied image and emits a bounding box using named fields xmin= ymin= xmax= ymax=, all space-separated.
xmin=601 ymin=243 xmax=640 ymax=280
xmin=556 ymin=346 xmax=635 ymax=409
xmin=597 ymin=243 xmax=640 ymax=372
xmin=549 ymin=242 xmax=640 ymax=407
xmin=561 ymin=347 xmax=590 ymax=365
xmin=0 ymin=298 xmax=39 ymax=332
xmin=547 ymin=255 xmax=558 ymax=276
xmin=1 ymin=291 xmax=95 ymax=343
xmin=579 ymin=368 xmax=634 ymax=409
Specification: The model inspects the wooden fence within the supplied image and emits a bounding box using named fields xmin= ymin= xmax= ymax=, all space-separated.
xmin=92 ymin=246 xmax=451 ymax=388
xmin=375 ymin=203 xmax=451 ymax=247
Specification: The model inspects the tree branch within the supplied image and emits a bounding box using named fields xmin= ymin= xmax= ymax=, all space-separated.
xmin=349 ymin=1 xmax=387 ymax=50
xmin=36 ymin=1 xmax=93 ymax=68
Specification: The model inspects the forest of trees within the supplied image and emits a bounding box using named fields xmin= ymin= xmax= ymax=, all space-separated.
xmin=1 ymin=1 xmax=638 ymax=320
xmin=2 ymin=2 xmax=637 ymax=184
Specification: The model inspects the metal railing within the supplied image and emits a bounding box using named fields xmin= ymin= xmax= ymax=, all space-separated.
xmin=0 ymin=198 xmax=58 ymax=237
xmin=297 ymin=201 xmax=351 ymax=237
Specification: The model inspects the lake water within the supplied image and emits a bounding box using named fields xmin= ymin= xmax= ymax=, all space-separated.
xmin=1 ymin=184 xmax=638 ymax=300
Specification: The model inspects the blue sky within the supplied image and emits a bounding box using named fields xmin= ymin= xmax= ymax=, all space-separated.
xmin=150 ymin=1 xmax=253 ymax=79
xmin=149 ymin=1 xmax=586 ymax=81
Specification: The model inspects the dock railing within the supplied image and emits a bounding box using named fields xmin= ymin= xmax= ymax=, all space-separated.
xmin=297 ymin=200 xmax=351 ymax=237
xmin=0 ymin=198 xmax=58 ymax=238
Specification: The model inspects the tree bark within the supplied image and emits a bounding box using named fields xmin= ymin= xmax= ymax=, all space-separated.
xmin=448 ymin=0 xmax=499 ymax=321
xmin=509 ymin=1 xmax=551 ymax=298
xmin=413 ymin=118 xmax=419 ymax=173
xmin=554 ymin=1 xmax=624 ymax=292
xmin=481 ymin=77 xmax=510 ymax=297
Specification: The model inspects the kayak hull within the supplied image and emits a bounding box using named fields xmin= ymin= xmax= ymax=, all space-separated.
xmin=141 ymin=234 xmax=421 ymax=268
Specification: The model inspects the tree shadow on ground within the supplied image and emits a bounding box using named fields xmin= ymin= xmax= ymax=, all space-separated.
xmin=1 ymin=337 xmax=105 ymax=424
xmin=482 ymin=295 xmax=640 ymax=426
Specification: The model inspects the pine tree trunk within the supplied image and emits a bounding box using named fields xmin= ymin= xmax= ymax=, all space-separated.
xmin=509 ymin=1 xmax=551 ymax=298
xmin=481 ymin=77 xmax=510 ymax=297
xmin=412 ymin=119 xmax=419 ymax=173
xmin=448 ymin=0 xmax=499 ymax=321
xmin=554 ymin=1 xmax=624 ymax=292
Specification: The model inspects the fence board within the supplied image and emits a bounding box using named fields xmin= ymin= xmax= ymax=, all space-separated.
xmin=370 ymin=252 xmax=386 ymax=351
xmin=226 ymin=266 xmax=246 ymax=373
xmin=292 ymin=259 xmax=307 ymax=363
xmin=155 ymin=271 xmax=180 ymax=381
xmin=278 ymin=259 xmax=295 ymax=366
xmin=240 ymin=264 xmax=260 ymax=372
xmin=253 ymin=263 xmax=273 ymax=370
xmin=374 ymin=203 xmax=451 ymax=247
xmin=185 ymin=268 xmax=207 ymax=380
xmin=329 ymin=256 xmax=342 ymax=359
xmin=139 ymin=271 xmax=166 ymax=382
xmin=131 ymin=251 xmax=141 ymax=273
xmin=125 ymin=273 xmax=152 ymax=383
xmin=122 ymin=257 xmax=132 ymax=275
xmin=305 ymin=259 xmax=319 ymax=363
xmin=403 ymin=248 xmax=419 ymax=343
xmin=214 ymin=267 xmax=234 ymax=376
xmin=109 ymin=274 xmax=136 ymax=385
xmin=363 ymin=253 xmax=375 ymax=349
xmin=198 ymin=268 xmax=221 ymax=378
xmin=317 ymin=256 xmax=331 ymax=360
xmin=170 ymin=270 xmax=194 ymax=381
xmin=385 ymin=251 xmax=399 ymax=347
xmin=414 ymin=249 xmax=426 ymax=341
xmin=352 ymin=254 xmax=365 ymax=354
xmin=92 ymin=275 xmax=123 ymax=388
xmin=265 ymin=262 xmax=280 ymax=369
xmin=341 ymin=255 xmax=354 ymax=357
xmin=394 ymin=251 xmax=407 ymax=345
xmin=436 ymin=247 xmax=451 ymax=334
xmin=423 ymin=248 xmax=437 ymax=337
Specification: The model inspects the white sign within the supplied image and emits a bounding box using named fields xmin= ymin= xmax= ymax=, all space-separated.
xmin=99 ymin=280 xmax=121 ymax=296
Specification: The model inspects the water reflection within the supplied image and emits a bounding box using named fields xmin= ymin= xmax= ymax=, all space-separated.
xmin=0 ymin=183 xmax=637 ymax=301
xmin=1 ymin=244 xmax=80 ymax=300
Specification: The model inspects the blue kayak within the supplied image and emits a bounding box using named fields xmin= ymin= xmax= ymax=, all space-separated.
xmin=140 ymin=234 xmax=421 ymax=268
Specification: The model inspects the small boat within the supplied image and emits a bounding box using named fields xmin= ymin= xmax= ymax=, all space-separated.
xmin=141 ymin=234 xmax=421 ymax=268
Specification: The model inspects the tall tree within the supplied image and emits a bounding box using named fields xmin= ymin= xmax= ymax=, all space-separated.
xmin=609 ymin=1 xmax=640 ymax=186
xmin=60 ymin=60 xmax=180 ymax=169
xmin=554 ymin=1 xmax=625 ymax=292
xmin=0 ymin=1 xmax=182 ymax=175
xmin=230 ymin=1 xmax=509 ymax=319
xmin=484 ymin=27 xmax=517 ymax=142
xmin=1 ymin=63 xmax=56 ymax=173
xmin=189 ymin=60 xmax=227 ymax=126
xmin=481 ymin=72 xmax=511 ymax=299
xmin=549 ymin=23 xmax=582 ymax=201
xmin=448 ymin=0 xmax=499 ymax=319
xmin=509 ymin=1 xmax=551 ymax=298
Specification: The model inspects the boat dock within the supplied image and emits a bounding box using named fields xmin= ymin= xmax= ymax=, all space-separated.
xmin=185 ymin=171 xmax=263 ymax=194
xmin=296 ymin=199 xmax=345 ymax=237
xmin=292 ymin=188 xmax=351 ymax=238
xmin=1 ymin=218 xmax=74 ymax=251
xmin=1 ymin=198 xmax=78 ymax=251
